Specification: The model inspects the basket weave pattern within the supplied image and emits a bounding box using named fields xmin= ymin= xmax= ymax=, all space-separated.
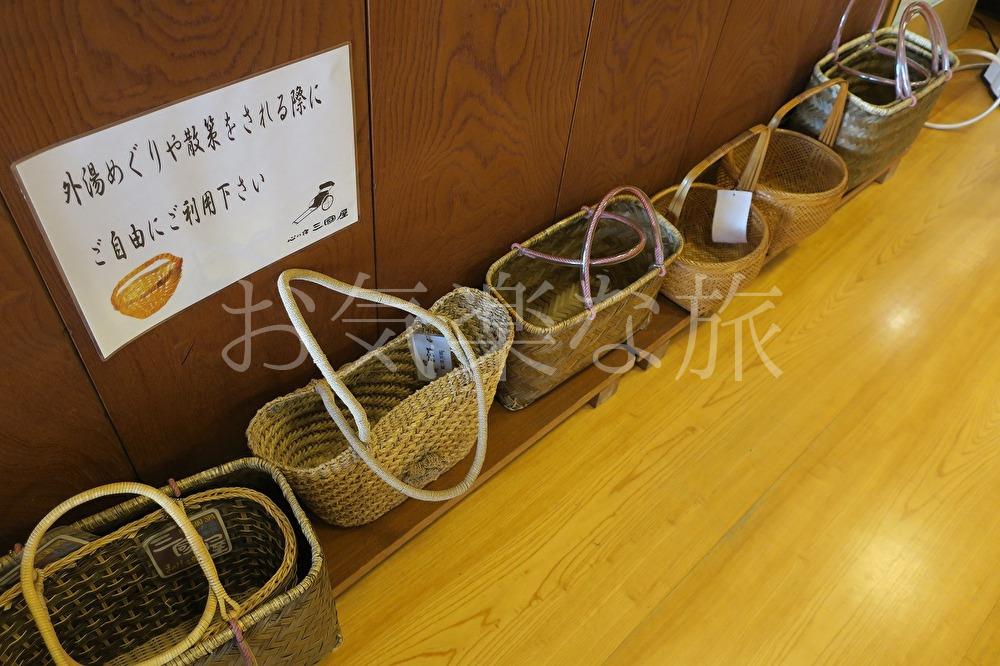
xmin=788 ymin=30 xmax=954 ymax=190
xmin=654 ymin=186 xmax=769 ymax=316
xmin=486 ymin=194 xmax=682 ymax=410
xmin=247 ymin=288 xmax=513 ymax=526
xmin=0 ymin=459 xmax=340 ymax=665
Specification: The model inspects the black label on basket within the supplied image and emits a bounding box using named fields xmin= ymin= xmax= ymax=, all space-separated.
xmin=142 ymin=508 xmax=232 ymax=578
xmin=0 ymin=529 xmax=93 ymax=588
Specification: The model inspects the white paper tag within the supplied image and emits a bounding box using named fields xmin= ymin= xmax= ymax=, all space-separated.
xmin=410 ymin=333 xmax=454 ymax=382
xmin=712 ymin=190 xmax=753 ymax=244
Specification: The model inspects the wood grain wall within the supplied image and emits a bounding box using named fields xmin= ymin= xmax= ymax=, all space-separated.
xmin=0 ymin=194 xmax=135 ymax=545
xmin=0 ymin=1 xmax=378 ymax=486
xmin=368 ymin=0 xmax=594 ymax=300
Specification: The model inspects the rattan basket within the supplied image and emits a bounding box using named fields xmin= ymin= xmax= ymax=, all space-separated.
xmin=248 ymin=270 xmax=514 ymax=527
xmin=0 ymin=458 xmax=341 ymax=665
xmin=485 ymin=186 xmax=683 ymax=410
xmin=718 ymin=79 xmax=850 ymax=257
xmin=653 ymin=127 xmax=771 ymax=316
xmin=787 ymin=0 xmax=955 ymax=190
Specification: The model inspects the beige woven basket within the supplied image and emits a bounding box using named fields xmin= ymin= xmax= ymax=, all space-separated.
xmin=0 ymin=458 xmax=341 ymax=665
xmin=485 ymin=185 xmax=683 ymax=411
xmin=653 ymin=127 xmax=771 ymax=317
xmin=248 ymin=270 xmax=514 ymax=527
xmin=718 ymin=79 xmax=849 ymax=258
xmin=787 ymin=0 xmax=955 ymax=190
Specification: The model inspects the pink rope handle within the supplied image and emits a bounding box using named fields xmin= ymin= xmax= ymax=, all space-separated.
xmin=832 ymin=0 xmax=937 ymax=87
xmin=894 ymin=2 xmax=951 ymax=101
xmin=580 ymin=186 xmax=666 ymax=320
xmin=513 ymin=209 xmax=647 ymax=266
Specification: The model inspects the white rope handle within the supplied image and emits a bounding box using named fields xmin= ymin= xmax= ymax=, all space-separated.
xmin=278 ymin=269 xmax=490 ymax=502
xmin=925 ymin=49 xmax=1000 ymax=130
xmin=20 ymin=482 xmax=243 ymax=666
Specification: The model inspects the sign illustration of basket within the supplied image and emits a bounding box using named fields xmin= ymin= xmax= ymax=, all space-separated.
xmin=653 ymin=127 xmax=771 ymax=317
xmin=248 ymin=270 xmax=514 ymax=527
xmin=110 ymin=253 xmax=183 ymax=319
xmin=788 ymin=0 xmax=955 ymax=190
xmin=0 ymin=458 xmax=341 ymax=665
xmin=718 ymin=79 xmax=850 ymax=258
xmin=485 ymin=185 xmax=683 ymax=411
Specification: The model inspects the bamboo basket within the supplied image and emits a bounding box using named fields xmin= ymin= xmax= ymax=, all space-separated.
xmin=787 ymin=0 xmax=955 ymax=190
xmin=653 ymin=127 xmax=771 ymax=317
xmin=718 ymin=79 xmax=850 ymax=257
xmin=248 ymin=270 xmax=514 ymax=527
xmin=0 ymin=458 xmax=340 ymax=665
xmin=485 ymin=185 xmax=683 ymax=410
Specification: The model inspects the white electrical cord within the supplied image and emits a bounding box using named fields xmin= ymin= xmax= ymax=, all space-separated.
xmin=925 ymin=48 xmax=1000 ymax=130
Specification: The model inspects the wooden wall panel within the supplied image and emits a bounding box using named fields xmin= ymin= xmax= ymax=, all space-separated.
xmin=0 ymin=194 xmax=135 ymax=545
xmin=0 ymin=1 xmax=377 ymax=482
xmin=676 ymin=0 xmax=886 ymax=180
xmin=555 ymin=0 xmax=732 ymax=217
xmin=369 ymin=0 xmax=595 ymax=300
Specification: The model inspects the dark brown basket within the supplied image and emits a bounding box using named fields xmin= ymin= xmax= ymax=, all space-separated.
xmin=486 ymin=186 xmax=683 ymax=410
xmin=0 ymin=458 xmax=340 ymax=665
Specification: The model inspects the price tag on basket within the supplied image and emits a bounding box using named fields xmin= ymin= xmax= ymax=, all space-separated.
xmin=712 ymin=189 xmax=753 ymax=243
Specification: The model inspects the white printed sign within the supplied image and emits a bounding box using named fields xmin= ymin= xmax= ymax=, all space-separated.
xmin=13 ymin=44 xmax=358 ymax=359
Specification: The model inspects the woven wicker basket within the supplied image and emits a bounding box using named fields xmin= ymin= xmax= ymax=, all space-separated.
xmin=653 ymin=127 xmax=771 ymax=317
xmin=485 ymin=185 xmax=682 ymax=411
xmin=787 ymin=0 xmax=955 ymax=190
xmin=718 ymin=79 xmax=850 ymax=258
xmin=0 ymin=458 xmax=340 ymax=665
xmin=111 ymin=253 xmax=183 ymax=319
xmin=248 ymin=270 xmax=514 ymax=527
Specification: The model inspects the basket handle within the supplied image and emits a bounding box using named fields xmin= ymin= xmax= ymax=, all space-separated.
xmin=20 ymin=482 xmax=244 ymax=666
xmin=664 ymin=125 xmax=769 ymax=227
xmin=893 ymin=2 xmax=950 ymax=101
xmin=577 ymin=186 xmax=666 ymax=319
xmin=513 ymin=210 xmax=648 ymax=268
xmin=831 ymin=0 xmax=934 ymax=82
xmin=769 ymin=78 xmax=850 ymax=148
xmin=278 ymin=269 xmax=490 ymax=502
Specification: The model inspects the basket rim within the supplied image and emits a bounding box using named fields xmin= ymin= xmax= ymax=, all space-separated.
xmin=720 ymin=129 xmax=849 ymax=203
xmin=651 ymin=182 xmax=771 ymax=272
xmin=483 ymin=198 xmax=683 ymax=336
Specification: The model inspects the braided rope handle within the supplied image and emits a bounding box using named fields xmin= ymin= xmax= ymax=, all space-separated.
xmin=20 ymin=482 xmax=243 ymax=666
xmin=666 ymin=125 xmax=769 ymax=227
xmin=278 ymin=269 xmax=489 ymax=501
xmin=771 ymin=78 xmax=850 ymax=147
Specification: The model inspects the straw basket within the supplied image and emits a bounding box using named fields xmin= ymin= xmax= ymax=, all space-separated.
xmin=485 ymin=186 xmax=683 ymax=410
xmin=787 ymin=0 xmax=955 ymax=190
xmin=0 ymin=458 xmax=340 ymax=665
xmin=248 ymin=270 xmax=513 ymax=527
xmin=653 ymin=127 xmax=771 ymax=316
xmin=111 ymin=253 xmax=183 ymax=319
xmin=718 ymin=79 xmax=850 ymax=257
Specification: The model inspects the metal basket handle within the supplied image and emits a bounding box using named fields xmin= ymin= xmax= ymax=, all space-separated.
xmin=20 ymin=482 xmax=244 ymax=666
xmin=277 ymin=269 xmax=489 ymax=502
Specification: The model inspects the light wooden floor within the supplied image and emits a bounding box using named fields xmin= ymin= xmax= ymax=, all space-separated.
xmin=326 ymin=27 xmax=1000 ymax=665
